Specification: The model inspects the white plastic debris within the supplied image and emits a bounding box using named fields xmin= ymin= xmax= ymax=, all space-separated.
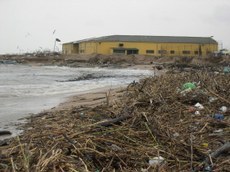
xmin=220 ymin=106 xmax=227 ymax=113
xmin=209 ymin=97 xmax=218 ymax=102
xmin=194 ymin=103 xmax=204 ymax=110
xmin=213 ymin=129 xmax=223 ymax=133
xmin=149 ymin=156 xmax=164 ymax=166
xmin=173 ymin=132 xmax=180 ymax=137
xmin=195 ymin=111 xmax=200 ymax=115
xmin=149 ymin=98 xmax=153 ymax=104
xmin=141 ymin=168 xmax=148 ymax=172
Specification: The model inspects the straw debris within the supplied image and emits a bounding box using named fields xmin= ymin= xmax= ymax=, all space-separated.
xmin=0 ymin=70 xmax=229 ymax=171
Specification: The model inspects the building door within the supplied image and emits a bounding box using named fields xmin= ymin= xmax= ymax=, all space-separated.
xmin=73 ymin=43 xmax=79 ymax=54
xmin=199 ymin=45 xmax=202 ymax=56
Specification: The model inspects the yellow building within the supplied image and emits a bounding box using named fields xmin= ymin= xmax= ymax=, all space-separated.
xmin=62 ymin=35 xmax=218 ymax=57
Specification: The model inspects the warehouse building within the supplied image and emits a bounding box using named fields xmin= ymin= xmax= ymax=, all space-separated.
xmin=62 ymin=35 xmax=218 ymax=57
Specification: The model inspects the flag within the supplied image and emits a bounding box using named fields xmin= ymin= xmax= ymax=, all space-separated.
xmin=56 ymin=38 xmax=61 ymax=42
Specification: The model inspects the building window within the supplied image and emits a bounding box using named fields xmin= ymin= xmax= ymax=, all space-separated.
xmin=194 ymin=51 xmax=199 ymax=55
xmin=119 ymin=43 xmax=124 ymax=47
xmin=182 ymin=50 xmax=190 ymax=54
xmin=170 ymin=50 xmax=175 ymax=54
xmin=127 ymin=49 xmax=138 ymax=55
xmin=80 ymin=50 xmax=85 ymax=53
xmin=158 ymin=50 xmax=167 ymax=54
xmin=146 ymin=50 xmax=154 ymax=54
xmin=113 ymin=49 xmax=125 ymax=54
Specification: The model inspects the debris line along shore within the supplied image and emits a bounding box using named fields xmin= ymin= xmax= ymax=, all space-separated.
xmin=0 ymin=70 xmax=229 ymax=171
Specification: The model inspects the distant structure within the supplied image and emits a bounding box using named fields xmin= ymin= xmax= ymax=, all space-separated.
xmin=62 ymin=35 xmax=218 ymax=57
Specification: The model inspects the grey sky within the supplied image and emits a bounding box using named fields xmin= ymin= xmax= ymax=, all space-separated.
xmin=0 ymin=0 xmax=229 ymax=54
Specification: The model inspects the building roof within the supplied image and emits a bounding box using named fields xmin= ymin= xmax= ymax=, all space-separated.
xmin=66 ymin=35 xmax=218 ymax=44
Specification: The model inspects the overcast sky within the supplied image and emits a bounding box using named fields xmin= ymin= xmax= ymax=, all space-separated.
xmin=0 ymin=0 xmax=230 ymax=54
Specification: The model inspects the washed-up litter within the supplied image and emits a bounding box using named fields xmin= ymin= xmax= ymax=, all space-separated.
xmin=223 ymin=66 xmax=230 ymax=74
xmin=201 ymin=143 xmax=209 ymax=148
xmin=187 ymin=106 xmax=196 ymax=113
xmin=194 ymin=102 xmax=204 ymax=110
xmin=182 ymin=82 xmax=196 ymax=90
xmin=149 ymin=156 xmax=165 ymax=166
xmin=195 ymin=111 xmax=201 ymax=115
xmin=0 ymin=71 xmax=229 ymax=171
xmin=173 ymin=132 xmax=180 ymax=137
xmin=220 ymin=106 xmax=228 ymax=113
xmin=213 ymin=129 xmax=223 ymax=133
xmin=213 ymin=113 xmax=224 ymax=120
xmin=209 ymin=97 xmax=218 ymax=102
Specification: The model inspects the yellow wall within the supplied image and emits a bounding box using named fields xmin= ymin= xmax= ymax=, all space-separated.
xmin=62 ymin=43 xmax=79 ymax=54
xmin=79 ymin=42 xmax=96 ymax=54
xmin=62 ymin=43 xmax=73 ymax=54
xmin=64 ymin=41 xmax=218 ymax=57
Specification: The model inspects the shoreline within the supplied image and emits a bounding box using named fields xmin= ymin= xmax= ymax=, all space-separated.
xmin=0 ymin=86 xmax=125 ymax=141
xmin=0 ymin=64 xmax=161 ymax=141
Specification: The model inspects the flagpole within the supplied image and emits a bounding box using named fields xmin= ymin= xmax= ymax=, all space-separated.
xmin=53 ymin=39 xmax=56 ymax=52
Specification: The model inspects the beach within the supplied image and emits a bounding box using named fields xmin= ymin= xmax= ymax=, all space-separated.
xmin=0 ymin=62 xmax=156 ymax=140
xmin=0 ymin=55 xmax=229 ymax=171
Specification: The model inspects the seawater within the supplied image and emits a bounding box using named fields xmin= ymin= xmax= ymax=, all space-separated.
xmin=0 ymin=64 xmax=153 ymax=136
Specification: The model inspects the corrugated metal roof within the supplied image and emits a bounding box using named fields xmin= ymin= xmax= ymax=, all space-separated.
xmin=95 ymin=35 xmax=217 ymax=44
xmin=66 ymin=35 xmax=218 ymax=44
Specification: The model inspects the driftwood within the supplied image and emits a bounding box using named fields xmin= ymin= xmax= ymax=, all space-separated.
xmin=210 ymin=142 xmax=230 ymax=159
xmin=97 ymin=107 xmax=134 ymax=127
xmin=199 ymin=142 xmax=230 ymax=171
xmin=98 ymin=115 xmax=132 ymax=127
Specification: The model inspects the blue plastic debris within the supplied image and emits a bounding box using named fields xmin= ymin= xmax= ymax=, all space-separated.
xmin=213 ymin=113 xmax=224 ymax=120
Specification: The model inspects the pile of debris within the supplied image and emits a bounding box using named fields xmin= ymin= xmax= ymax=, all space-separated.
xmin=0 ymin=71 xmax=229 ymax=171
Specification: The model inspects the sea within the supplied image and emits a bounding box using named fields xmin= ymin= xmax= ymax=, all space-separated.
xmin=0 ymin=64 xmax=154 ymax=139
